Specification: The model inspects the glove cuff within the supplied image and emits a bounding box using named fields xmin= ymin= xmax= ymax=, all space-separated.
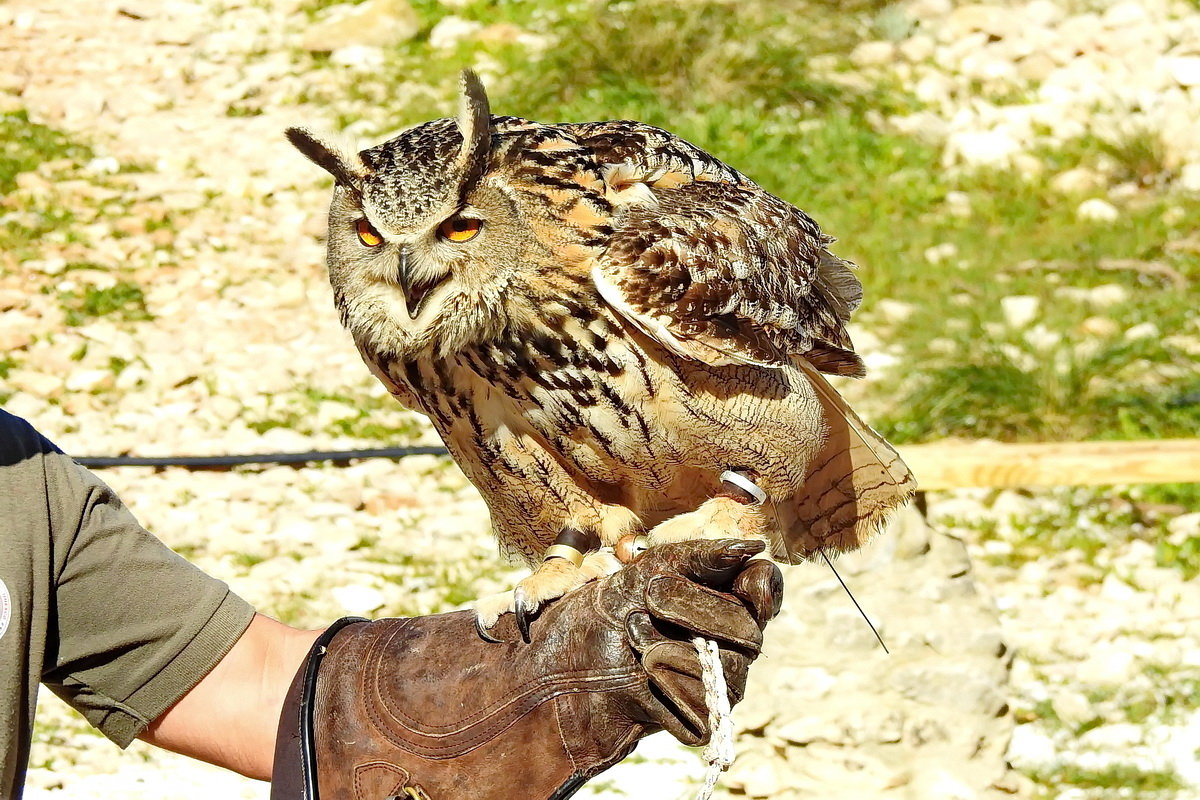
xmin=271 ymin=617 xmax=368 ymax=800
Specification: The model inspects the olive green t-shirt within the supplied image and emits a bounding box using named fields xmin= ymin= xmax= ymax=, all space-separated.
xmin=0 ymin=410 xmax=256 ymax=798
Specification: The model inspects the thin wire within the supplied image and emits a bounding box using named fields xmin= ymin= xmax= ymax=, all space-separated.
xmin=74 ymin=445 xmax=450 ymax=469
xmin=820 ymin=549 xmax=889 ymax=654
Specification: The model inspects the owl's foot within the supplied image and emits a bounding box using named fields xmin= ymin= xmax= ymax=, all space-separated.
xmin=644 ymin=470 xmax=770 ymax=550
xmin=473 ymin=540 xmax=620 ymax=642
xmin=513 ymin=550 xmax=621 ymax=641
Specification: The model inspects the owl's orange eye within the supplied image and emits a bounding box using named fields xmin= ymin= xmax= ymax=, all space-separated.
xmin=438 ymin=216 xmax=482 ymax=243
xmin=356 ymin=218 xmax=383 ymax=247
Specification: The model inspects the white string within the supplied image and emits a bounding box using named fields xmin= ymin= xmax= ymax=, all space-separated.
xmin=693 ymin=636 xmax=734 ymax=800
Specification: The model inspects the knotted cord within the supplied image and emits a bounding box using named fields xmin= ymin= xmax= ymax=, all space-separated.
xmin=693 ymin=636 xmax=734 ymax=800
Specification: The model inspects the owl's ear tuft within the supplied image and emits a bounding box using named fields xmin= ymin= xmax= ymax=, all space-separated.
xmin=286 ymin=126 xmax=369 ymax=189
xmin=454 ymin=69 xmax=492 ymax=194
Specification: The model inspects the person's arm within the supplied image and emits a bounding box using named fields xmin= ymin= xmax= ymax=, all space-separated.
xmin=139 ymin=614 xmax=323 ymax=781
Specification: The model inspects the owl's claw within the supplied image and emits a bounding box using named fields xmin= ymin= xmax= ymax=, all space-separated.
xmin=513 ymin=586 xmax=539 ymax=643
xmin=474 ymin=615 xmax=504 ymax=643
xmin=473 ymin=552 xmax=622 ymax=643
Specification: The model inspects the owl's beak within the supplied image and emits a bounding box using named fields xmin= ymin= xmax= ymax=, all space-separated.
xmin=397 ymin=245 xmax=443 ymax=321
xmin=397 ymin=246 xmax=418 ymax=320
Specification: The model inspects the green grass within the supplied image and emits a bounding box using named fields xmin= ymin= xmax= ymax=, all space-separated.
xmin=1030 ymin=763 xmax=1185 ymax=797
xmin=244 ymin=386 xmax=427 ymax=442
xmin=58 ymin=281 xmax=153 ymax=326
xmin=0 ymin=111 xmax=91 ymax=194
xmin=0 ymin=112 xmax=94 ymax=267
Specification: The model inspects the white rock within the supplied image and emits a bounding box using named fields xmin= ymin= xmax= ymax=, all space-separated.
xmin=1023 ymin=324 xmax=1060 ymax=351
xmin=1077 ymin=646 xmax=1138 ymax=685
xmin=945 ymin=129 xmax=1022 ymax=168
xmin=875 ymin=299 xmax=916 ymax=323
xmin=944 ymin=190 xmax=972 ymax=216
xmin=1178 ymin=163 xmax=1200 ymax=192
xmin=921 ymin=770 xmax=976 ymax=800
xmin=851 ymin=40 xmax=896 ymax=67
xmin=1167 ymin=512 xmax=1200 ymax=543
xmin=1103 ymin=2 xmax=1148 ymax=28
xmin=329 ymin=45 xmax=385 ymax=69
xmin=1167 ymin=56 xmax=1200 ymax=87
xmin=65 ymin=369 xmax=115 ymax=393
xmin=429 ymin=16 xmax=483 ymax=50
xmin=1088 ymin=284 xmax=1131 ymax=307
xmin=1080 ymin=316 xmax=1119 ymax=337
xmin=1051 ymin=166 xmax=1106 ymax=194
xmin=1080 ymin=722 xmax=1144 ymax=749
xmin=1006 ymin=723 xmax=1056 ymax=766
xmin=1001 ymin=295 xmax=1039 ymax=328
xmin=1125 ymin=321 xmax=1159 ymax=340
xmin=1051 ymin=689 xmax=1095 ymax=728
xmin=899 ymin=34 xmax=935 ymax=62
xmin=1076 ymin=198 xmax=1120 ymax=222
xmin=924 ymin=242 xmax=959 ymax=263
xmin=331 ymin=585 xmax=386 ymax=615
xmin=947 ymin=4 xmax=1012 ymax=38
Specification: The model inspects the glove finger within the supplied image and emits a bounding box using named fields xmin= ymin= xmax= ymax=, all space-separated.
xmin=681 ymin=539 xmax=766 ymax=588
xmin=643 ymin=644 xmax=754 ymax=746
xmin=645 ymin=575 xmax=762 ymax=652
xmin=642 ymin=641 xmax=710 ymax=745
xmin=625 ymin=610 xmax=666 ymax=657
xmin=731 ymin=559 xmax=785 ymax=627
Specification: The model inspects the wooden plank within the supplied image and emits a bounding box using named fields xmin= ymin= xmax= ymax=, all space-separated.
xmin=900 ymin=439 xmax=1200 ymax=490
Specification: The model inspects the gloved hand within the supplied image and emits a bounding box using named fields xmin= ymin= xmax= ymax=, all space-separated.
xmin=271 ymin=539 xmax=783 ymax=800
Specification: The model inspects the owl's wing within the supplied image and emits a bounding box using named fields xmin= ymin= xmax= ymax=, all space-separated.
xmin=590 ymin=177 xmax=866 ymax=376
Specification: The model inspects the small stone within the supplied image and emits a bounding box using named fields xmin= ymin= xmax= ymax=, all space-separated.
xmin=875 ymin=299 xmax=916 ymax=323
xmin=947 ymin=4 xmax=1011 ymax=38
xmin=0 ymin=317 xmax=33 ymax=350
xmin=1124 ymin=321 xmax=1159 ymax=340
xmin=1088 ymin=284 xmax=1131 ymax=307
xmin=775 ymin=715 xmax=843 ymax=745
xmin=945 ymin=129 xmax=1023 ymax=168
xmin=1001 ymin=295 xmax=1039 ymax=328
xmin=1167 ymin=56 xmax=1200 ymax=87
xmin=1178 ymin=163 xmax=1200 ymax=193
xmin=944 ymin=190 xmax=972 ymax=217
xmin=331 ymin=585 xmax=386 ymax=615
xmin=1081 ymin=722 xmax=1144 ymax=749
xmin=1077 ymin=645 xmax=1137 ymax=685
xmin=1006 ymin=724 xmax=1056 ymax=766
xmin=1017 ymin=52 xmax=1057 ymax=81
xmin=428 ymin=16 xmax=483 ymax=50
xmin=898 ymin=34 xmax=935 ymax=62
xmin=1080 ymin=316 xmax=1119 ymax=337
xmin=924 ymin=242 xmax=959 ymax=263
xmin=851 ymin=40 xmax=896 ymax=67
xmin=1051 ymin=167 xmax=1106 ymax=194
xmin=65 ymin=369 xmax=116 ymax=393
xmin=6 ymin=369 xmax=63 ymax=398
xmin=1167 ymin=512 xmax=1200 ymax=543
xmin=1050 ymin=689 xmax=1095 ymax=728
xmin=1077 ymin=198 xmax=1120 ymax=222
xmin=329 ymin=45 xmax=385 ymax=69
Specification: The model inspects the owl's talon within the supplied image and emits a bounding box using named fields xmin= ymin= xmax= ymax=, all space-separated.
xmin=513 ymin=586 xmax=539 ymax=643
xmin=475 ymin=615 xmax=504 ymax=643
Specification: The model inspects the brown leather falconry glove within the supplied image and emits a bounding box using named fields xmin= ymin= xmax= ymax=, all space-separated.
xmin=271 ymin=539 xmax=783 ymax=800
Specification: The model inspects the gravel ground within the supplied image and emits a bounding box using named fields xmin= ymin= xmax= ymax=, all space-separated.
xmin=3 ymin=1 xmax=1198 ymax=798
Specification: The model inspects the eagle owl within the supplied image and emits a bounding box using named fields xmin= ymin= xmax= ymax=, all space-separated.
xmin=289 ymin=71 xmax=915 ymax=632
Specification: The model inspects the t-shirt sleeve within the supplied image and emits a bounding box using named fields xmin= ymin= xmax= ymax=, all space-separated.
xmin=39 ymin=442 xmax=256 ymax=748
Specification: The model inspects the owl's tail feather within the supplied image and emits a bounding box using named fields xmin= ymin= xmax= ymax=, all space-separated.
xmin=775 ymin=360 xmax=917 ymax=564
